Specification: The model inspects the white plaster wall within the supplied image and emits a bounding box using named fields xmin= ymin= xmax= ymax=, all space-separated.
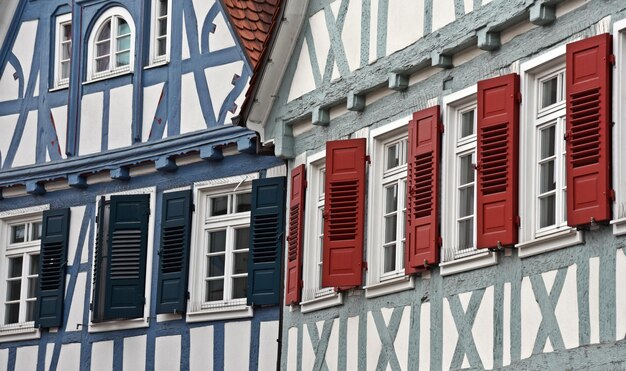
xmin=386 ymin=0 xmax=425 ymax=56
xmin=190 ymin=326 xmax=214 ymax=371
xmin=16 ymin=346 xmax=38 ymax=370
xmin=45 ymin=343 xmax=54 ymax=370
xmin=0 ymin=63 xmax=19 ymax=102
xmin=224 ymin=321 xmax=250 ymax=371
xmin=395 ymin=306 xmax=410 ymax=370
xmin=123 ymin=335 xmax=147 ymax=371
xmin=258 ymin=321 xmax=279 ymax=371
xmin=503 ymin=282 xmax=511 ymax=366
xmin=366 ymin=311 xmax=381 ymax=371
xmin=590 ymin=257 xmax=600 ymax=343
xmin=419 ymin=302 xmax=430 ymax=370
xmin=91 ymin=341 xmax=114 ymax=371
xmin=0 ymin=113 xmax=18 ymax=167
xmin=66 ymin=272 xmax=86 ymax=332
xmin=369 ymin=0 xmax=379 ymax=64
xmin=616 ymin=249 xmax=626 ymax=341
xmin=0 ymin=0 xmax=19 ymax=49
xmin=521 ymin=275 xmax=542 ymax=359
xmin=12 ymin=109 xmax=37 ymax=167
xmin=182 ymin=17 xmax=191 ymax=60
xmin=0 ymin=349 xmax=6 ymax=371
xmin=464 ymin=0 xmax=474 ymax=13
xmin=287 ymin=326 xmax=298 ymax=370
xmin=339 ymin=0 xmax=361 ymax=71
xmin=50 ymin=105 xmax=68 ymax=159
xmin=473 ymin=286 xmax=494 ymax=369
xmin=310 ymin=10 xmax=332 ymax=81
xmin=204 ymin=61 xmax=244 ymax=122
xmin=108 ymin=85 xmax=133 ymax=150
xmin=192 ymin=0 xmax=214 ymax=52
xmin=210 ymin=12 xmax=236 ymax=52
xmin=287 ymin=39 xmax=316 ymax=101
xmin=346 ymin=316 xmax=359 ymax=370
xmin=555 ymin=265 xmax=579 ymax=349
xmin=302 ymin=323 xmax=315 ymax=371
xmin=67 ymin=206 xmax=86 ymax=265
xmin=442 ymin=297 xmax=459 ymax=370
xmin=58 ymin=343 xmax=81 ymax=370
xmin=326 ymin=318 xmax=339 ymax=370
xmin=181 ymin=73 xmax=207 ymax=134
xmin=432 ymin=0 xmax=456 ymax=32
xmin=79 ymin=92 xmax=103 ymax=156
xmin=156 ymin=335 xmax=181 ymax=371
xmin=12 ymin=20 xmax=37 ymax=90
xmin=142 ymin=83 xmax=165 ymax=142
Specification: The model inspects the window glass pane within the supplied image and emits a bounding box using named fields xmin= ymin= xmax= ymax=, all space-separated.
xmin=62 ymin=24 xmax=72 ymax=41
xmin=116 ymin=51 xmax=130 ymax=67
xmin=8 ymin=257 xmax=22 ymax=278
xmin=235 ymin=228 xmax=249 ymax=250
xmin=319 ymin=170 xmax=326 ymax=196
xmin=460 ymin=110 xmax=475 ymax=138
xmin=117 ymin=35 xmax=131 ymax=52
xmin=458 ymin=219 xmax=473 ymax=249
xmin=386 ymin=143 xmax=400 ymax=171
xmin=26 ymin=301 xmax=35 ymax=322
xmin=236 ymin=193 xmax=251 ymax=213
xmin=98 ymin=20 xmax=111 ymax=41
xmin=207 ymin=255 xmax=225 ymax=277
xmin=5 ymin=303 xmax=19 ymax=324
xmin=541 ymin=77 xmax=558 ymax=108
xmin=62 ymin=43 xmax=71 ymax=60
xmin=11 ymin=225 xmax=25 ymax=243
xmin=384 ymin=215 xmax=397 ymax=244
xmin=6 ymin=280 xmax=21 ymax=301
xmin=384 ymin=185 xmax=398 ymax=214
xmin=96 ymin=41 xmax=110 ymax=58
xmin=210 ymin=196 xmax=228 ymax=216
xmin=29 ymin=254 xmax=39 ymax=275
xmin=31 ymin=223 xmax=42 ymax=241
xmin=27 ymin=278 xmax=37 ymax=299
xmin=61 ymin=61 xmax=71 ymax=80
xmin=157 ymin=38 xmax=167 ymax=56
xmin=459 ymin=154 xmax=475 ymax=185
xmin=208 ymin=230 xmax=226 ymax=253
xmin=158 ymin=18 xmax=167 ymax=37
xmin=459 ymin=186 xmax=474 ymax=218
xmin=117 ymin=18 xmax=130 ymax=36
xmin=540 ymin=194 xmax=556 ymax=228
xmin=158 ymin=0 xmax=168 ymax=16
xmin=540 ymin=126 xmax=556 ymax=159
xmin=205 ymin=280 xmax=223 ymax=302
xmin=232 ymin=277 xmax=247 ymax=299
xmin=383 ymin=245 xmax=396 ymax=273
xmin=96 ymin=58 xmax=110 ymax=72
xmin=539 ymin=160 xmax=556 ymax=194
xmin=233 ymin=252 xmax=248 ymax=274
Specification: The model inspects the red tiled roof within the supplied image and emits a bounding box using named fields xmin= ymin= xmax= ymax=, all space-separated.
xmin=222 ymin=0 xmax=281 ymax=68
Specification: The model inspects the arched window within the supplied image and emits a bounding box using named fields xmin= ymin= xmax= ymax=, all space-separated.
xmin=87 ymin=7 xmax=135 ymax=80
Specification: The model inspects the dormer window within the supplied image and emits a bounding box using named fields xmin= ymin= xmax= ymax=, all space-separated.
xmin=87 ymin=7 xmax=135 ymax=81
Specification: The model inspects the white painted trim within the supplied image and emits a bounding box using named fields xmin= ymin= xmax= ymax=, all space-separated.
xmin=148 ymin=0 xmax=172 ymax=66
xmin=186 ymin=305 xmax=253 ymax=323
xmin=369 ymin=115 xmax=411 ymax=137
xmin=0 ymin=205 xmax=49 ymax=219
xmin=193 ymin=172 xmax=259 ymax=190
xmin=441 ymin=85 xmax=477 ymax=107
xmin=519 ymin=44 xmax=567 ymax=73
xmin=516 ymin=228 xmax=583 ymax=258
xmin=364 ymin=276 xmax=414 ymax=298
xmin=53 ymin=13 xmax=72 ymax=89
xmin=300 ymin=292 xmax=343 ymax=314
xmin=88 ymin=187 xmax=156 ymax=333
xmin=0 ymin=325 xmax=40 ymax=342
xmin=612 ymin=19 xmax=626 ymax=228
xmin=439 ymin=251 xmax=498 ymax=276
xmin=86 ymin=7 xmax=136 ymax=81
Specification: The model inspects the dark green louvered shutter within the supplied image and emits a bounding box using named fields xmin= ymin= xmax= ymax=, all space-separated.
xmin=36 ymin=208 xmax=71 ymax=328
xmin=103 ymin=195 xmax=150 ymax=320
xmin=247 ymin=177 xmax=286 ymax=306
xmin=156 ymin=190 xmax=192 ymax=314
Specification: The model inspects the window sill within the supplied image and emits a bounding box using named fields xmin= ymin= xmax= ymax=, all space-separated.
xmin=144 ymin=60 xmax=169 ymax=70
xmin=84 ymin=70 xmax=133 ymax=85
xmin=440 ymin=250 xmax=498 ymax=276
xmin=365 ymin=275 xmax=415 ymax=298
xmin=186 ymin=305 xmax=253 ymax=323
xmin=49 ymin=84 xmax=69 ymax=92
xmin=0 ymin=323 xmax=40 ymax=342
xmin=611 ymin=218 xmax=626 ymax=236
xmin=88 ymin=317 xmax=149 ymax=333
xmin=300 ymin=292 xmax=343 ymax=314
xmin=516 ymin=228 xmax=583 ymax=258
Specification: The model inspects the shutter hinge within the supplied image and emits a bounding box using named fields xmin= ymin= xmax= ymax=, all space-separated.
xmin=186 ymin=291 xmax=190 ymax=300
xmin=438 ymin=122 xmax=445 ymax=134
xmin=609 ymin=189 xmax=616 ymax=202
xmin=304 ymin=180 xmax=308 ymax=189
xmin=516 ymin=215 xmax=521 ymax=227
xmin=191 ymin=203 xmax=195 ymax=213
xmin=365 ymin=155 xmax=371 ymax=164
xmin=515 ymin=92 xmax=522 ymax=104
xmin=362 ymin=261 xmax=368 ymax=271
xmin=437 ymin=236 xmax=443 ymax=247
xmin=609 ymin=54 xmax=616 ymax=66
xmin=564 ymin=131 xmax=570 ymax=141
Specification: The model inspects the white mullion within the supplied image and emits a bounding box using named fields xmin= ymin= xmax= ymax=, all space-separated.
xmin=223 ymin=226 xmax=233 ymax=300
xmin=396 ymin=178 xmax=406 ymax=270
xmin=18 ymin=253 xmax=28 ymax=323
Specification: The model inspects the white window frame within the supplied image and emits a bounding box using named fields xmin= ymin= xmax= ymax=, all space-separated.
xmin=364 ymin=117 xmax=415 ymax=298
xmin=53 ymin=13 xmax=72 ymax=89
xmin=612 ymin=19 xmax=626 ymax=235
xmin=440 ymin=86 xmax=497 ymax=276
xmin=300 ymin=151 xmax=342 ymax=313
xmin=187 ymin=173 xmax=257 ymax=322
xmin=0 ymin=205 xmax=48 ymax=342
xmin=88 ymin=187 xmax=155 ymax=333
xmin=149 ymin=0 xmax=171 ymax=66
xmin=518 ymin=46 xmax=583 ymax=257
xmin=86 ymin=7 xmax=135 ymax=82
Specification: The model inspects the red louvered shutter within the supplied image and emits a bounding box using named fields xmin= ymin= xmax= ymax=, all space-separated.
xmin=405 ymin=106 xmax=441 ymax=274
xmin=285 ymin=165 xmax=306 ymax=305
xmin=322 ymin=138 xmax=366 ymax=289
xmin=476 ymin=73 xmax=520 ymax=249
xmin=566 ymin=33 xmax=612 ymax=227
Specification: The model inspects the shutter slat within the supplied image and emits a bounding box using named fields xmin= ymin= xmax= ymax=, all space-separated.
xmin=36 ymin=208 xmax=71 ymax=328
xmin=405 ymin=106 xmax=441 ymax=274
xmin=323 ymin=139 xmax=366 ymax=287
xmin=156 ymin=190 xmax=193 ymax=314
xmin=476 ymin=73 xmax=519 ymax=249
xmin=566 ymin=33 xmax=612 ymax=226
xmin=248 ymin=177 xmax=286 ymax=306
